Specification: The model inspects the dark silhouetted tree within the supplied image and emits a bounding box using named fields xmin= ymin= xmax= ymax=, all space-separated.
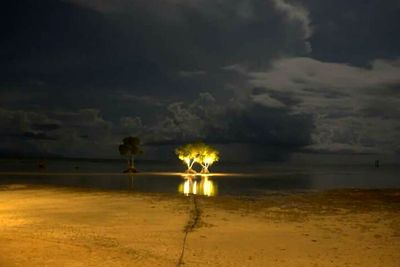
xmin=119 ymin=136 xmax=143 ymax=173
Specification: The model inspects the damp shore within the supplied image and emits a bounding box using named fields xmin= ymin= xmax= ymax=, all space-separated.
xmin=1 ymin=185 xmax=399 ymax=266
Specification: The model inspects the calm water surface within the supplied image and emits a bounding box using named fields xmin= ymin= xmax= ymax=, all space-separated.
xmin=0 ymin=159 xmax=399 ymax=196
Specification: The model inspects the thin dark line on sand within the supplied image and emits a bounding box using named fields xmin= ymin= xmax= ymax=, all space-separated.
xmin=177 ymin=195 xmax=200 ymax=266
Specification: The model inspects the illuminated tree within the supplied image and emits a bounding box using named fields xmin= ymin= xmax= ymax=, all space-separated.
xmin=175 ymin=143 xmax=200 ymax=173
xmin=175 ymin=142 xmax=219 ymax=173
xmin=119 ymin=136 xmax=143 ymax=173
xmin=197 ymin=144 xmax=219 ymax=173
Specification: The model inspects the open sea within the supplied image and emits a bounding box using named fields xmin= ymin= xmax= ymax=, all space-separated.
xmin=0 ymin=159 xmax=399 ymax=196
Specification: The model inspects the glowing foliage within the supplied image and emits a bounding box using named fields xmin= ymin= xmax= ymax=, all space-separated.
xmin=197 ymin=144 xmax=219 ymax=173
xmin=175 ymin=142 xmax=219 ymax=173
xmin=175 ymin=143 xmax=200 ymax=173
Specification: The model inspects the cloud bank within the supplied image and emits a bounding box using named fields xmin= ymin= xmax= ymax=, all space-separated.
xmin=1 ymin=0 xmax=400 ymax=159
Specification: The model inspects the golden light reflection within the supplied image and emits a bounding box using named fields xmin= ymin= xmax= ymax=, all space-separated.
xmin=183 ymin=179 xmax=191 ymax=196
xmin=201 ymin=176 xmax=214 ymax=196
xmin=193 ymin=180 xmax=197 ymax=195
xmin=178 ymin=175 xmax=217 ymax=197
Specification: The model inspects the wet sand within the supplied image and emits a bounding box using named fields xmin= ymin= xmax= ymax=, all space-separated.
xmin=1 ymin=185 xmax=399 ymax=266
xmin=0 ymin=186 xmax=190 ymax=267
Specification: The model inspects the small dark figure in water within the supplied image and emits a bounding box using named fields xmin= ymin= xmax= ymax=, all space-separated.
xmin=37 ymin=160 xmax=47 ymax=171
xmin=375 ymin=160 xmax=380 ymax=168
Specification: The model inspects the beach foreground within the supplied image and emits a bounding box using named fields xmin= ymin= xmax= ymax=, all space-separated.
xmin=1 ymin=186 xmax=399 ymax=266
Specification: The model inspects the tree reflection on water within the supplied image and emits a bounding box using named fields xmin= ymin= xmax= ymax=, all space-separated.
xmin=178 ymin=174 xmax=217 ymax=196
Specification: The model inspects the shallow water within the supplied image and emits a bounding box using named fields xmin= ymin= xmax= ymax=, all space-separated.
xmin=0 ymin=159 xmax=399 ymax=196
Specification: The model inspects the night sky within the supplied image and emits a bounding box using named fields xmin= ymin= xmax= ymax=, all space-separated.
xmin=1 ymin=0 xmax=400 ymax=160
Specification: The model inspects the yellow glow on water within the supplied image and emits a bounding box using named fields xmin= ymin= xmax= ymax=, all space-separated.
xmin=183 ymin=179 xmax=190 ymax=196
xmin=193 ymin=181 xmax=197 ymax=194
xmin=202 ymin=177 xmax=214 ymax=197
xmin=178 ymin=175 xmax=217 ymax=197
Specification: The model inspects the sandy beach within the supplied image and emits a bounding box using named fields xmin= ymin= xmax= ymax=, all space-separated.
xmin=1 ymin=185 xmax=399 ymax=266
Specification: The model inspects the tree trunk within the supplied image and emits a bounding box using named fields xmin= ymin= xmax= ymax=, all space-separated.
xmin=199 ymin=162 xmax=210 ymax=173
xmin=124 ymin=154 xmax=137 ymax=173
xmin=201 ymin=166 xmax=209 ymax=173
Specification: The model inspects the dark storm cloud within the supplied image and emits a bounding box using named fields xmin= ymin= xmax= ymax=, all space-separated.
xmin=22 ymin=131 xmax=57 ymax=141
xmin=301 ymin=0 xmax=400 ymax=65
xmin=71 ymin=0 xmax=312 ymax=68
xmin=0 ymin=0 xmax=168 ymax=90
xmin=31 ymin=123 xmax=61 ymax=132
xmin=244 ymin=57 xmax=400 ymax=153
xmin=251 ymin=87 xmax=302 ymax=107
xmin=1 ymin=0 xmax=400 ymax=158
xmin=0 ymin=107 xmax=117 ymax=157
xmin=0 ymin=132 xmax=56 ymax=141
xmin=141 ymin=92 xmax=314 ymax=148
xmin=0 ymin=0 xmax=311 ymax=89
